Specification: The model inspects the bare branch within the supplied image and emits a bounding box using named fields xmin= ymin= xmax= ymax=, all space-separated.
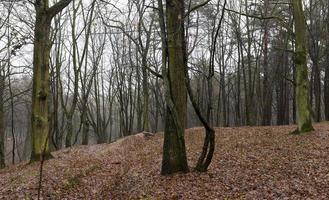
xmin=185 ymin=0 xmax=211 ymax=18
xmin=48 ymin=0 xmax=73 ymax=18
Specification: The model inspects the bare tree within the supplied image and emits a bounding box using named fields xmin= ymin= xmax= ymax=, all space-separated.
xmin=30 ymin=0 xmax=73 ymax=161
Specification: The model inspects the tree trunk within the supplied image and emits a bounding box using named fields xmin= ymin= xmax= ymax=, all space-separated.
xmin=244 ymin=0 xmax=255 ymax=126
xmin=30 ymin=5 xmax=52 ymax=161
xmin=142 ymin=57 xmax=150 ymax=132
xmin=313 ymin=62 xmax=321 ymax=122
xmin=308 ymin=0 xmax=321 ymax=122
xmin=262 ymin=0 xmax=272 ymax=125
xmin=31 ymin=0 xmax=73 ymax=161
xmin=136 ymin=61 xmax=142 ymax=132
xmin=81 ymin=114 xmax=89 ymax=145
xmin=292 ymin=0 xmax=314 ymax=133
xmin=65 ymin=115 xmax=73 ymax=147
xmin=325 ymin=4 xmax=329 ymax=120
xmin=161 ymin=0 xmax=189 ymax=175
xmin=0 ymin=73 xmax=5 ymax=168
xmin=292 ymin=39 xmax=297 ymax=124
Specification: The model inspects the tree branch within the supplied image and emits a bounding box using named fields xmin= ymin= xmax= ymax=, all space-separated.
xmin=225 ymin=8 xmax=280 ymax=20
xmin=48 ymin=0 xmax=73 ymax=18
xmin=185 ymin=0 xmax=211 ymax=18
xmin=224 ymin=8 xmax=293 ymax=34
xmin=146 ymin=65 xmax=163 ymax=79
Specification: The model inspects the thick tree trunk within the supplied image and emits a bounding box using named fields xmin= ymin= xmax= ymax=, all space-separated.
xmin=161 ymin=0 xmax=189 ymax=175
xmin=65 ymin=115 xmax=73 ymax=147
xmin=81 ymin=116 xmax=89 ymax=145
xmin=96 ymin=127 xmax=107 ymax=144
xmin=31 ymin=0 xmax=73 ymax=161
xmin=325 ymin=7 xmax=329 ymax=120
xmin=292 ymin=0 xmax=314 ymax=133
xmin=30 ymin=7 xmax=52 ymax=161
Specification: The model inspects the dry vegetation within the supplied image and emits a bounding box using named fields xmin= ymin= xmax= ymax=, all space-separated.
xmin=1 ymin=123 xmax=329 ymax=199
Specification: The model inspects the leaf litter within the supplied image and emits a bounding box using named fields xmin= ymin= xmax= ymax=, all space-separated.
xmin=1 ymin=123 xmax=329 ymax=199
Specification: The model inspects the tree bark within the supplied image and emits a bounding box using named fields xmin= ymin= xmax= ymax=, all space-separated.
xmin=325 ymin=1 xmax=329 ymax=121
xmin=30 ymin=4 xmax=52 ymax=161
xmin=292 ymin=0 xmax=314 ymax=133
xmin=31 ymin=0 xmax=72 ymax=162
xmin=261 ymin=0 xmax=272 ymax=125
xmin=142 ymin=57 xmax=150 ymax=132
xmin=161 ymin=0 xmax=189 ymax=175
xmin=0 ymin=73 xmax=5 ymax=168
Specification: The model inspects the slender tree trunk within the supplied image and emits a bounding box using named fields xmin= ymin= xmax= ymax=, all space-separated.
xmin=236 ymin=32 xmax=242 ymax=126
xmin=284 ymin=54 xmax=290 ymax=124
xmin=0 ymin=73 xmax=5 ymax=168
xmin=54 ymin=43 xmax=62 ymax=149
xmin=262 ymin=0 xmax=272 ymax=125
xmin=65 ymin=0 xmax=95 ymax=147
xmin=308 ymin=0 xmax=321 ymax=122
xmin=313 ymin=62 xmax=321 ymax=122
xmin=136 ymin=60 xmax=142 ymax=132
xmin=244 ymin=0 xmax=255 ymax=126
xmin=8 ymin=70 xmax=15 ymax=165
xmin=220 ymin=48 xmax=227 ymax=126
xmin=7 ymin=21 xmax=16 ymax=164
xmin=154 ymin=78 xmax=160 ymax=132
xmin=292 ymin=39 xmax=297 ymax=124
xmin=142 ymin=57 xmax=150 ymax=132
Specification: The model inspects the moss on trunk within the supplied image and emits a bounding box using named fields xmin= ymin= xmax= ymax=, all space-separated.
xmin=161 ymin=0 xmax=189 ymax=175
xmin=31 ymin=0 xmax=73 ymax=161
xmin=30 ymin=6 xmax=52 ymax=161
xmin=292 ymin=0 xmax=314 ymax=134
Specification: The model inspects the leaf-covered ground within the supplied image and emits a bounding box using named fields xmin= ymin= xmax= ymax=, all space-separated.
xmin=1 ymin=123 xmax=329 ymax=199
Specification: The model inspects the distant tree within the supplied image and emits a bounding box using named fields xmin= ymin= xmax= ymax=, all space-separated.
xmin=307 ymin=0 xmax=323 ymax=123
xmin=0 ymin=67 xmax=4 ymax=169
xmin=261 ymin=0 xmax=272 ymax=126
xmin=0 ymin=3 xmax=8 ymax=169
xmin=30 ymin=0 xmax=73 ymax=162
xmin=63 ymin=0 xmax=96 ymax=147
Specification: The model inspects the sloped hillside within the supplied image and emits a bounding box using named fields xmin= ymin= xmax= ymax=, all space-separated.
xmin=1 ymin=123 xmax=329 ymax=199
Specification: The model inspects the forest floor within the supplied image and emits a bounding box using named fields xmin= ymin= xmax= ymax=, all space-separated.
xmin=1 ymin=123 xmax=329 ymax=199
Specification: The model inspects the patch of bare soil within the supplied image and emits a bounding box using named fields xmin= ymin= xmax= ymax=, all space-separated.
xmin=1 ymin=123 xmax=329 ymax=199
